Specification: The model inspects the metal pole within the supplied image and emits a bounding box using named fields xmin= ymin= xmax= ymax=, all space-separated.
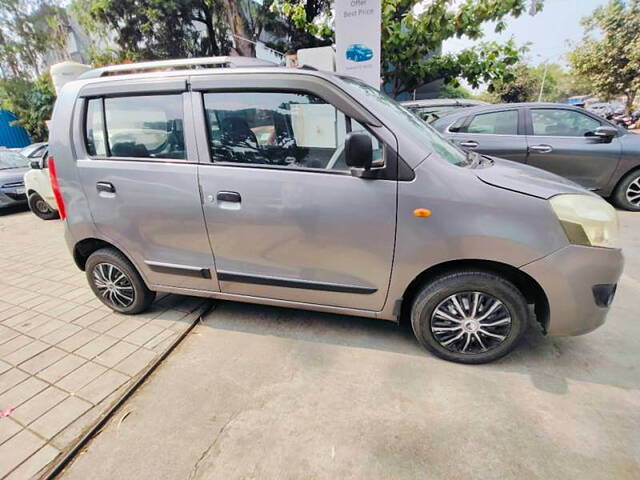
xmin=538 ymin=62 xmax=548 ymax=102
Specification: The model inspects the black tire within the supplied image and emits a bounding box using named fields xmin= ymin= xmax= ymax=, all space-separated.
xmin=410 ymin=270 xmax=528 ymax=364
xmin=28 ymin=192 xmax=59 ymax=220
xmin=85 ymin=247 xmax=155 ymax=314
xmin=612 ymin=169 xmax=640 ymax=211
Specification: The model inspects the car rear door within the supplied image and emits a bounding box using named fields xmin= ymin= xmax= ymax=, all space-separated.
xmin=446 ymin=108 xmax=528 ymax=163
xmin=72 ymin=78 xmax=218 ymax=291
xmin=191 ymin=74 xmax=397 ymax=311
xmin=525 ymin=107 xmax=622 ymax=191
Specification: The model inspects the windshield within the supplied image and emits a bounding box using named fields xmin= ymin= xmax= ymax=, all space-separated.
xmin=0 ymin=151 xmax=29 ymax=170
xmin=338 ymin=77 xmax=469 ymax=166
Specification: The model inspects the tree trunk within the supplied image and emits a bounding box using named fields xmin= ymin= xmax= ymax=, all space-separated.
xmin=625 ymin=92 xmax=635 ymax=115
xmin=222 ymin=0 xmax=255 ymax=57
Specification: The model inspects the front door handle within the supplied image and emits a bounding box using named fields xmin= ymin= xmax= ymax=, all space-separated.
xmin=216 ymin=191 xmax=241 ymax=203
xmin=529 ymin=144 xmax=553 ymax=154
xmin=96 ymin=181 xmax=116 ymax=193
xmin=459 ymin=140 xmax=479 ymax=148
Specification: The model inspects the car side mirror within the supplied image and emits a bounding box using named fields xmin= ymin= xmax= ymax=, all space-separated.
xmin=30 ymin=160 xmax=42 ymax=169
xmin=594 ymin=126 xmax=618 ymax=141
xmin=345 ymin=132 xmax=372 ymax=171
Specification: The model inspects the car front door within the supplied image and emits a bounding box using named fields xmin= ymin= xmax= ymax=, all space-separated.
xmin=73 ymin=82 xmax=218 ymax=291
xmin=192 ymin=78 xmax=397 ymax=311
xmin=447 ymin=108 xmax=528 ymax=163
xmin=525 ymin=108 xmax=622 ymax=191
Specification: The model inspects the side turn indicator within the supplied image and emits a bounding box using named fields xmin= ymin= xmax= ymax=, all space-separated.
xmin=413 ymin=208 xmax=432 ymax=218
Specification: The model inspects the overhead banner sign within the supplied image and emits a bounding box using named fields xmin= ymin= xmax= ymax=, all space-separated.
xmin=335 ymin=0 xmax=381 ymax=88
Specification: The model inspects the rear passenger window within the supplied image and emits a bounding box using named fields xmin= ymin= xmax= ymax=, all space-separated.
xmin=202 ymin=91 xmax=382 ymax=171
xmin=85 ymin=99 xmax=107 ymax=156
xmin=105 ymin=95 xmax=185 ymax=159
xmin=466 ymin=110 xmax=518 ymax=135
xmin=84 ymin=95 xmax=186 ymax=160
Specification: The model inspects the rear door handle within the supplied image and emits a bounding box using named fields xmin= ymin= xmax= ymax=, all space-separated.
xmin=96 ymin=181 xmax=116 ymax=193
xmin=459 ymin=141 xmax=479 ymax=148
xmin=529 ymin=144 xmax=553 ymax=154
xmin=216 ymin=191 xmax=241 ymax=203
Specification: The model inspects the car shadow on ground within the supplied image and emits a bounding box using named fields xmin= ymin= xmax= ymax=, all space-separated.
xmin=0 ymin=204 xmax=29 ymax=217
xmin=201 ymin=298 xmax=638 ymax=395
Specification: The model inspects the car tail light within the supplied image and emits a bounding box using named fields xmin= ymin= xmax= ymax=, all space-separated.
xmin=48 ymin=156 xmax=66 ymax=220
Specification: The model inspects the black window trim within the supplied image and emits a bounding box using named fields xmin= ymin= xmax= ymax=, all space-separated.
xmin=82 ymin=92 xmax=189 ymax=162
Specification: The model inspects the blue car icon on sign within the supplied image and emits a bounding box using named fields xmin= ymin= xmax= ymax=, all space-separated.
xmin=345 ymin=44 xmax=374 ymax=62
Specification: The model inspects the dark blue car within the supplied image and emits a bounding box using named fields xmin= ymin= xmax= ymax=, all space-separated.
xmin=345 ymin=44 xmax=373 ymax=62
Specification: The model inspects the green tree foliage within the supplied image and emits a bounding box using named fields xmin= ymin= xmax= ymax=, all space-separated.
xmin=277 ymin=0 xmax=544 ymax=97
xmin=568 ymin=0 xmax=640 ymax=112
xmin=0 ymin=73 xmax=55 ymax=141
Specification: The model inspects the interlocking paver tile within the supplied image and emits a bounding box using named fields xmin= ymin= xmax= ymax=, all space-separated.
xmin=124 ymin=323 xmax=165 ymax=346
xmin=0 ymin=359 xmax=10 ymax=375
xmin=25 ymin=318 xmax=66 ymax=339
xmin=10 ymin=386 xmax=68 ymax=425
xmin=0 ymin=325 xmax=19 ymax=345
xmin=57 ymin=329 xmax=99 ymax=352
xmin=56 ymin=361 xmax=106 ymax=393
xmin=19 ymin=347 xmax=66 ymax=375
xmin=0 ymin=369 xmax=28 ymax=395
xmin=95 ymin=341 xmax=138 ymax=368
xmin=36 ymin=354 xmax=85 ymax=384
xmin=114 ymin=348 xmax=157 ymax=377
xmin=3 ymin=341 xmax=49 ymax=366
xmin=40 ymin=323 xmax=81 ymax=346
xmin=72 ymin=308 xmax=110 ymax=328
xmin=144 ymin=329 xmax=175 ymax=349
xmin=106 ymin=318 xmax=144 ymax=339
xmin=75 ymin=335 xmax=119 ymax=360
xmin=0 ymin=306 xmax=24 ymax=322
xmin=5 ymin=444 xmax=60 ymax=480
xmin=59 ymin=304 xmax=94 ymax=322
xmin=86 ymin=313 xmax=123 ymax=333
xmin=0 ymin=377 xmax=47 ymax=409
xmin=77 ymin=370 xmax=129 ymax=405
xmin=0 ymin=429 xmax=45 ymax=478
xmin=0 ymin=417 xmax=21 ymax=445
xmin=29 ymin=395 xmax=92 ymax=440
xmin=0 ymin=336 xmax=32 ymax=357
xmin=2 ymin=311 xmax=48 ymax=332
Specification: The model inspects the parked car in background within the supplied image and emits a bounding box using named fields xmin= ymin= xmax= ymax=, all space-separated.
xmin=586 ymin=102 xmax=615 ymax=118
xmin=19 ymin=142 xmax=48 ymax=159
xmin=50 ymin=58 xmax=623 ymax=364
xmin=432 ymin=102 xmax=640 ymax=211
xmin=0 ymin=150 xmax=29 ymax=209
xmin=402 ymin=99 xmax=488 ymax=123
xmin=24 ymin=150 xmax=58 ymax=220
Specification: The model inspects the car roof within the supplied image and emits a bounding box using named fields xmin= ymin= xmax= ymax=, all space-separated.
xmin=434 ymin=102 xmax=588 ymax=120
xmin=400 ymin=98 xmax=487 ymax=108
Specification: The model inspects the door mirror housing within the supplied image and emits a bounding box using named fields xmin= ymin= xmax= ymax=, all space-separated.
xmin=593 ymin=126 xmax=618 ymax=141
xmin=30 ymin=159 xmax=42 ymax=169
xmin=345 ymin=132 xmax=373 ymax=170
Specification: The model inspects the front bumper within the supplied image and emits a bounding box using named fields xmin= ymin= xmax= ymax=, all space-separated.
xmin=0 ymin=190 xmax=27 ymax=207
xmin=521 ymin=245 xmax=624 ymax=336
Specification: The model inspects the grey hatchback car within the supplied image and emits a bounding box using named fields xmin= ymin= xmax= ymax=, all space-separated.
xmin=49 ymin=58 xmax=623 ymax=363
xmin=432 ymin=102 xmax=640 ymax=211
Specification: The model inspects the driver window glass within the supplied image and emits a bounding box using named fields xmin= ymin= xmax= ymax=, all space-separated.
xmin=103 ymin=95 xmax=185 ymax=159
xmin=202 ymin=91 xmax=382 ymax=171
xmin=531 ymin=109 xmax=601 ymax=137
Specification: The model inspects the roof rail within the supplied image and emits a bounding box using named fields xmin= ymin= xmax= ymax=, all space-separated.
xmin=78 ymin=56 xmax=276 ymax=80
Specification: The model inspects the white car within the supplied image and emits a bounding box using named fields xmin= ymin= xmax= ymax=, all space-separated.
xmin=24 ymin=150 xmax=59 ymax=220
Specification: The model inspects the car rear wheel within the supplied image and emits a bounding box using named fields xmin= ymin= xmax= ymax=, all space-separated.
xmin=28 ymin=193 xmax=59 ymax=220
xmin=410 ymin=270 xmax=528 ymax=364
xmin=85 ymin=248 xmax=155 ymax=314
xmin=612 ymin=169 xmax=640 ymax=211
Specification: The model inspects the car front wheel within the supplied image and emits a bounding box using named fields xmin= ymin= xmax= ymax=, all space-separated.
xmin=410 ymin=270 xmax=528 ymax=364
xmin=612 ymin=169 xmax=640 ymax=211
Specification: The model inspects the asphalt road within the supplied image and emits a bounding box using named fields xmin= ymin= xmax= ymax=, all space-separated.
xmin=60 ymin=212 xmax=640 ymax=480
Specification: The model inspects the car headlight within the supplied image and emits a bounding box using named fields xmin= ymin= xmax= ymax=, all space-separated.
xmin=549 ymin=194 xmax=619 ymax=248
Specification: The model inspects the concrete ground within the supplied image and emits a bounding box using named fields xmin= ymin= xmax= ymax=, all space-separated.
xmin=59 ymin=211 xmax=640 ymax=480
xmin=0 ymin=206 xmax=209 ymax=479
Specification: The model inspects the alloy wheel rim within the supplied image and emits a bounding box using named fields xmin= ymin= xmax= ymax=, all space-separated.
xmin=93 ymin=263 xmax=135 ymax=308
xmin=430 ymin=291 xmax=512 ymax=354
xmin=626 ymin=176 xmax=640 ymax=207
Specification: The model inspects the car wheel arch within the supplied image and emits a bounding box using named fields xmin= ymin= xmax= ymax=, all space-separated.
xmin=398 ymin=258 xmax=549 ymax=333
